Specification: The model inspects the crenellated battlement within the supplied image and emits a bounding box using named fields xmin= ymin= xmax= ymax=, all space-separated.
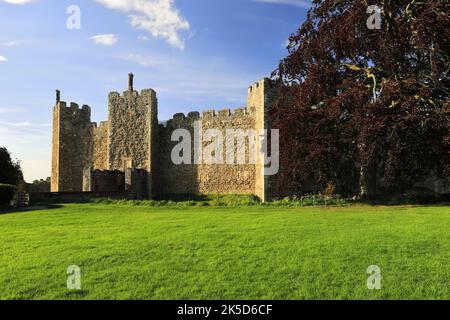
xmin=248 ymin=77 xmax=277 ymax=93
xmin=109 ymin=88 xmax=157 ymax=100
xmin=91 ymin=120 xmax=109 ymax=129
xmin=163 ymin=107 xmax=254 ymax=129
xmin=56 ymin=101 xmax=91 ymax=110
xmin=56 ymin=101 xmax=91 ymax=122
xmin=168 ymin=107 xmax=253 ymax=123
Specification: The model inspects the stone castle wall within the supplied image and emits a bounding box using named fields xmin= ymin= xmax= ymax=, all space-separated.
xmin=198 ymin=108 xmax=258 ymax=195
xmin=125 ymin=168 xmax=148 ymax=199
xmin=156 ymin=112 xmax=199 ymax=194
xmin=156 ymin=108 xmax=259 ymax=196
xmin=51 ymin=76 xmax=279 ymax=201
xmin=248 ymin=78 xmax=281 ymax=201
xmin=83 ymin=169 xmax=125 ymax=192
xmin=155 ymin=78 xmax=281 ymax=199
xmin=107 ymin=89 xmax=157 ymax=172
xmin=92 ymin=121 xmax=108 ymax=170
xmin=51 ymin=102 xmax=92 ymax=192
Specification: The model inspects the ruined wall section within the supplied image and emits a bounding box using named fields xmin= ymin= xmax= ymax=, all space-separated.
xmin=248 ymin=78 xmax=281 ymax=201
xmin=157 ymin=112 xmax=200 ymax=194
xmin=107 ymin=90 xmax=157 ymax=171
xmin=107 ymin=89 xmax=157 ymax=197
xmin=125 ymin=168 xmax=148 ymax=199
xmin=51 ymin=103 xmax=61 ymax=192
xmin=198 ymin=108 xmax=257 ymax=195
xmin=50 ymin=76 xmax=279 ymax=200
xmin=86 ymin=169 xmax=125 ymax=192
xmin=92 ymin=121 xmax=108 ymax=170
xmin=143 ymin=89 xmax=159 ymax=197
xmin=157 ymin=108 xmax=258 ymax=196
xmin=51 ymin=102 xmax=93 ymax=192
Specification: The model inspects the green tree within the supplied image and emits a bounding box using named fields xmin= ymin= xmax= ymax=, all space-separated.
xmin=0 ymin=147 xmax=23 ymax=185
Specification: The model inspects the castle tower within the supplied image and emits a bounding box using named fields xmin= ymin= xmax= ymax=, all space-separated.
xmin=51 ymin=91 xmax=93 ymax=192
xmin=107 ymin=74 xmax=158 ymax=198
xmin=247 ymin=78 xmax=280 ymax=202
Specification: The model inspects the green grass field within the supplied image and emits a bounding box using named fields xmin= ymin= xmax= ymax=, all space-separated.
xmin=0 ymin=203 xmax=448 ymax=300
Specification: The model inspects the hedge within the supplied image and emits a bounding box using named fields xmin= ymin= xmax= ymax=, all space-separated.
xmin=0 ymin=184 xmax=16 ymax=206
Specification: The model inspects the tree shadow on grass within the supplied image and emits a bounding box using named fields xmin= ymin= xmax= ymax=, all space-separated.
xmin=0 ymin=204 xmax=63 ymax=215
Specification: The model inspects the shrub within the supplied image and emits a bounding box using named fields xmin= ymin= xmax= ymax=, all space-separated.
xmin=0 ymin=184 xmax=16 ymax=206
xmin=206 ymin=194 xmax=260 ymax=207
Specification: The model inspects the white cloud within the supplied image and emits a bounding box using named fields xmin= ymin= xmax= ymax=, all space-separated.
xmin=0 ymin=107 xmax=22 ymax=114
xmin=0 ymin=121 xmax=31 ymax=127
xmin=137 ymin=35 xmax=151 ymax=41
xmin=253 ymin=0 xmax=311 ymax=8
xmin=0 ymin=40 xmax=22 ymax=47
xmin=95 ymin=0 xmax=190 ymax=50
xmin=90 ymin=34 xmax=119 ymax=46
xmin=1 ymin=0 xmax=36 ymax=4
xmin=0 ymin=121 xmax=50 ymax=127
xmin=0 ymin=56 xmax=8 ymax=62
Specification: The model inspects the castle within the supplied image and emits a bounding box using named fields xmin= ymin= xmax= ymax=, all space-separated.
xmin=51 ymin=74 xmax=280 ymax=201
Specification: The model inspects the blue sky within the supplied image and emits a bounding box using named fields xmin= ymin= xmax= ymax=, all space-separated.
xmin=0 ymin=0 xmax=310 ymax=182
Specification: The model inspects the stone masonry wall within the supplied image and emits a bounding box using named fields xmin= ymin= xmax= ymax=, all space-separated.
xmin=51 ymin=103 xmax=60 ymax=192
xmin=156 ymin=112 xmax=200 ymax=194
xmin=107 ymin=90 xmax=157 ymax=174
xmin=247 ymin=78 xmax=281 ymax=201
xmin=91 ymin=170 xmax=125 ymax=192
xmin=151 ymin=78 xmax=281 ymax=200
xmin=92 ymin=121 xmax=108 ymax=170
xmin=125 ymin=168 xmax=148 ymax=199
xmin=51 ymin=102 xmax=92 ymax=192
xmin=51 ymin=76 xmax=279 ymax=201
xmin=198 ymin=108 xmax=257 ymax=195
xmin=156 ymin=108 xmax=259 ymax=196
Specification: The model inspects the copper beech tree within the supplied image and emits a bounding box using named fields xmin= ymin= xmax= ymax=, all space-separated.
xmin=271 ymin=0 xmax=449 ymax=198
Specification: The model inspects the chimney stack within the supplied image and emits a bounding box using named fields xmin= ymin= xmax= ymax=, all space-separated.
xmin=128 ymin=73 xmax=134 ymax=91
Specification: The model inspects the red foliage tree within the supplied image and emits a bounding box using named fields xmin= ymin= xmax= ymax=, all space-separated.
xmin=271 ymin=0 xmax=450 ymax=197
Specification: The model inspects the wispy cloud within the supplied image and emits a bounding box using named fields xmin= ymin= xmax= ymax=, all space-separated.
xmin=94 ymin=0 xmax=190 ymax=50
xmin=0 ymin=40 xmax=23 ymax=47
xmin=137 ymin=35 xmax=151 ymax=41
xmin=3 ymin=0 xmax=190 ymax=49
xmin=0 ymin=56 xmax=8 ymax=62
xmin=0 ymin=121 xmax=50 ymax=127
xmin=1 ymin=0 xmax=37 ymax=4
xmin=0 ymin=107 xmax=22 ymax=114
xmin=90 ymin=34 xmax=119 ymax=46
xmin=253 ymin=0 xmax=311 ymax=8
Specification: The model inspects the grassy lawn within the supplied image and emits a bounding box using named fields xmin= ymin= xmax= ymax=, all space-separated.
xmin=0 ymin=203 xmax=448 ymax=300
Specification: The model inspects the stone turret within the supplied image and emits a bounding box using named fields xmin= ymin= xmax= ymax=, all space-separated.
xmin=51 ymin=97 xmax=93 ymax=192
xmin=107 ymin=74 xmax=158 ymax=198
